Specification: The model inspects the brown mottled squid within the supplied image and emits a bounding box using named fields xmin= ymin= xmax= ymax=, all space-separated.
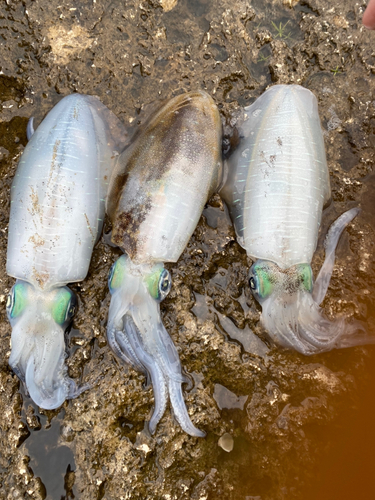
xmin=222 ymin=84 xmax=374 ymax=355
xmin=106 ymin=91 xmax=222 ymax=436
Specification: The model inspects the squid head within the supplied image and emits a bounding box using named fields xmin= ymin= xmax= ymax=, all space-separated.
xmin=248 ymin=208 xmax=373 ymax=355
xmin=249 ymin=260 xmax=338 ymax=355
xmin=107 ymin=255 xmax=205 ymax=437
xmin=6 ymin=280 xmax=81 ymax=409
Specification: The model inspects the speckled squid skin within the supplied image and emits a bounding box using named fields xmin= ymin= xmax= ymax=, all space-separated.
xmin=6 ymin=94 xmax=126 ymax=409
xmin=7 ymin=94 xmax=125 ymax=290
xmin=222 ymin=85 xmax=373 ymax=355
xmin=106 ymin=91 xmax=222 ymax=436
xmin=222 ymin=84 xmax=331 ymax=269
xmin=107 ymin=90 xmax=222 ymax=264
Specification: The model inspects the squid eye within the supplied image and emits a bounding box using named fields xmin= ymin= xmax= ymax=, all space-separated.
xmin=249 ymin=277 xmax=257 ymax=291
xmin=146 ymin=268 xmax=172 ymax=302
xmin=52 ymin=288 xmax=76 ymax=325
xmin=65 ymin=294 xmax=77 ymax=321
xmin=249 ymin=262 xmax=275 ymax=302
xmin=159 ymin=269 xmax=172 ymax=298
xmin=296 ymin=264 xmax=313 ymax=293
xmin=108 ymin=257 xmax=126 ymax=292
xmin=108 ymin=262 xmax=116 ymax=289
xmin=7 ymin=282 xmax=28 ymax=320
xmin=6 ymin=291 xmax=13 ymax=318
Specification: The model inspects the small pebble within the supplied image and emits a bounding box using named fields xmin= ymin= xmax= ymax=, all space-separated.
xmin=218 ymin=432 xmax=234 ymax=452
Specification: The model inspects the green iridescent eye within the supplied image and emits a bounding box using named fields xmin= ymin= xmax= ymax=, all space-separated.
xmin=6 ymin=282 xmax=28 ymax=320
xmin=296 ymin=264 xmax=313 ymax=293
xmin=52 ymin=288 xmax=76 ymax=325
xmin=146 ymin=267 xmax=172 ymax=302
xmin=108 ymin=257 xmax=126 ymax=291
xmin=249 ymin=262 xmax=274 ymax=301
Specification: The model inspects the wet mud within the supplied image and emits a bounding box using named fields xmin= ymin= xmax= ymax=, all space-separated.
xmin=0 ymin=0 xmax=375 ymax=499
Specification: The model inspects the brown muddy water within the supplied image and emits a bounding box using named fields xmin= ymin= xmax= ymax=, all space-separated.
xmin=0 ymin=0 xmax=375 ymax=499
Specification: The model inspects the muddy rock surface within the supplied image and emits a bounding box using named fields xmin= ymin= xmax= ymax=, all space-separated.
xmin=0 ymin=0 xmax=375 ymax=499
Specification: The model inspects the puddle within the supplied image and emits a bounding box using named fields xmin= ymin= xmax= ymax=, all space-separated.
xmin=21 ymin=403 xmax=76 ymax=499
xmin=216 ymin=312 xmax=269 ymax=357
xmin=192 ymin=288 xmax=268 ymax=357
xmin=213 ymin=384 xmax=248 ymax=410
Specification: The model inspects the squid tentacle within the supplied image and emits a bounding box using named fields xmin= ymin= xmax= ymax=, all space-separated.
xmin=66 ymin=378 xmax=93 ymax=400
xmin=115 ymin=327 xmax=146 ymax=373
xmin=153 ymin=322 xmax=187 ymax=384
xmin=123 ymin=314 xmax=204 ymax=436
xmin=25 ymin=351 xmax=66 ymax=409
xmin=262 ymin=296 xmax=316 ymax=354
xmin=168 ymin=378 xmax=205 ymax=437
xmin=313 ymin=208 xmax=360 ymax=305
xmin=107 ymin=323 xmax=145 ymax=373
xmin=123 ymin=314 xmax=168 ymax=434
xmin=262 ymin=291 xmax=375 ymax=356
xmin=148 ymin=363 xmax=168 ymax=435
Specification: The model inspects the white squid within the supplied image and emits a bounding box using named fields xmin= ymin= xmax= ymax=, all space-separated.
xmin=6 ymin=94 xmax=126 ymax=409
xmin=221 ymin=84 xmax=373 ymax=355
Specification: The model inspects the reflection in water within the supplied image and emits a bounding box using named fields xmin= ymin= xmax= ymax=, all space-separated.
xmin=192 ymin=290 xmax=269 ymax=357
xmin=22 ymin=400 xmax=76 ymax=499
xmin=217 ymin=312 xmax=269 ymax=358
xmin=213 ymin=383 xmax=248 ymax=410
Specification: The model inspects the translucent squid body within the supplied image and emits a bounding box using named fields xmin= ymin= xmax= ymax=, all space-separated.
xmin=6 ymin=94 xmax=126 ymax=409
xmin=106 ymin=91 xmax=222 ymax=436
xmin=222 ymin=84 xmax=373 ymax=355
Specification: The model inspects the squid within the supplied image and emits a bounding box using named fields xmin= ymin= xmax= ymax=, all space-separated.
xmin=6 ymin=94 xmax=126 ymax=409
xmin=106 ymin=91 xmax=222 ymax=436
xmin=221 ymin=84 xmax=373 ymax=355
